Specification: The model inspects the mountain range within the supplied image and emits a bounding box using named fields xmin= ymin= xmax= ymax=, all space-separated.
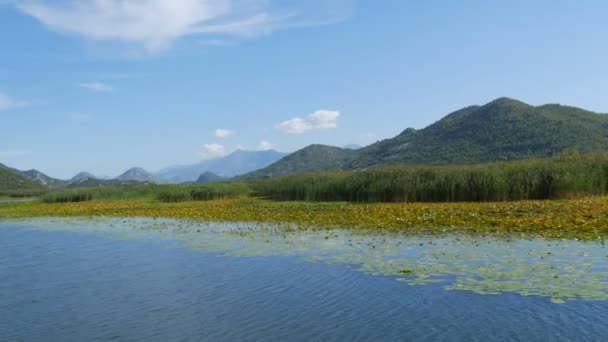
xmin=0 ymin=149 xmax=285 ymax=191
xmin=3 ymin=97 xmax=608 ymax=191
xmin=156 ymin=149 xmax=286 ymax=183
xmin=243 ymin=98 xmax=608 ymax=178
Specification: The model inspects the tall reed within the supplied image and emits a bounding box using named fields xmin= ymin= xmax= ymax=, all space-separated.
xmin=252 ymin=154 xmax=608 ymax=202
xmin=41 ymin=183 xmax=251 ymax=203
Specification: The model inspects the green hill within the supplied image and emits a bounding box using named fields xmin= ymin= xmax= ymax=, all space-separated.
xmin=245 ymin=98 xmax=608 ymax=178
xmin=350 ymin=98 xmax=608 ymax=168
xmin=243 ymin=145 xmax=357 ymax=179
xmin=0 ymin=163 xmax=47 ymax=196
xmin=196 ymin=172 xmax=225 ymax=184
xmin=19 ymin=169 xmax=67 ymax=188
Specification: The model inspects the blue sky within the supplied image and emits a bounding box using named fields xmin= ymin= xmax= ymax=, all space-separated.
xmin=1 ymin=0 xmax=607 ymax=179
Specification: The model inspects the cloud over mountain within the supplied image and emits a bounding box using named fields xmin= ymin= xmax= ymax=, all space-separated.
xmin=277 ymin=110 xmax=340 ymax=134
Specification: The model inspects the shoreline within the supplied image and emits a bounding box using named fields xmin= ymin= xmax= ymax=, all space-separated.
xmin=0 ymin=197 xmax=607 ymax=240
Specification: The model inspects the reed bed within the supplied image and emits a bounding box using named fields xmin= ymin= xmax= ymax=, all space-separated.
xmin=41 ymin=183 xmax=251 ymax=203
xmin=252 ymin=154 xmax=608 ymax=202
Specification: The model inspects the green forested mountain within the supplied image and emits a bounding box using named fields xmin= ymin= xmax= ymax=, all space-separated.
xmin=245 ymin=98 xmax=608 ymax=178
xmin=0 ymin=163 xmax=47 ymax=195
xmin=243 ymin=145 xmax=357 ymax=179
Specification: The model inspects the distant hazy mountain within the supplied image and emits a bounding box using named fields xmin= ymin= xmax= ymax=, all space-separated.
xmin=244 ymin=98 xmax=608 ymax=179
xmin=70 ymin=172 xmax=97 ymax=183
xmin=196 ymin=172 xmax=225 ymax=184
xmin=116 ymin=167 xmax=159 ymax=182
xmin=157 ymin=149 xmax=286 ymax=183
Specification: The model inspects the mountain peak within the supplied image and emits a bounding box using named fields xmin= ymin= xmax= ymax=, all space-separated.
xmin=19 ymin=169 xmax=66 ymax=188
xmin=155 ymin=150 xmax=287 ymax=183
xmin=71 ymin=171 xmax=96 ymax=183
xmin=485 ymin=97 xmax=531 ymax=108
xmin=196 ymin=171 xmax=225 ymax=184
xmin=242 ymin=144 xmax=356 ymax=179
xmin=116 ymin=167 xmax=157 ymax=182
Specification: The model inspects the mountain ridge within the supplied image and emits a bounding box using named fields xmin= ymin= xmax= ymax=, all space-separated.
xmin=157 ymin=149 xmax=286 ymax=183
xmin=244 ymin=98 xmax=608 ymax=179
xmin=0 ymin=163 xmax=47 ymax=194
xmin=116 ymin=167 xmax=159 ymax=183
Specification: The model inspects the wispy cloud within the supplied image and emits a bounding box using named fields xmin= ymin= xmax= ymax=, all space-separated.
xmin=277 ymin=110 xmax=340 ymax=134
xmin=215 ymin=128 xmax=235 ymax=138
xmin=0 ymin=92 xmax=28 ymax=111
xmin=15 ymin=0 xmax=354 ymax=53
xmin=200 ymin=143 xmax=227 ymax=159
xmin=79 ymin=82 xmax=113 ymax=92
xmin=0 ymin=149 xmax=31 ymax=157
xmin=258 ymin=140 xmax=273 ymax=150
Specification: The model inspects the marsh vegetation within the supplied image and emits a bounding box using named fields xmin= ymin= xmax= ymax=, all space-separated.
xmin=253 ymin=154 xmax=608 ymax=202
xmin=3 ymin=153 xmax=607 ymax=241
xmin=40 ymin=183 xmax=251 ymax=203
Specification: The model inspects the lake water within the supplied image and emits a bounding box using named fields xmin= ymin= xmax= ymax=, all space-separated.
xmin=1 ymin=218 xmax=608 ymax=341
xmin=0 ymin=198 xmax=34 ymax=204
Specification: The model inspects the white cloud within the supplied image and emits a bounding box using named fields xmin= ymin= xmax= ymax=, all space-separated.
xmin=215 ymin=128 xmax=234 ymax=138
xmin=15 ymin=0 xmax=354 ymax=53
xmin=200 ymin=143 xmax=227 ymax=158
xmin=80 ymin=82 xmax=113 ymax=92
xmin=276 ymin=110 xmax=340 ymax=134
xmin=258 ymin=140 xmax=273 ymax=150
xmin=0 ymin=92 xmax=27 ymax=111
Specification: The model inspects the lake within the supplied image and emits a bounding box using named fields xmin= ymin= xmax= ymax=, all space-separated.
xmin=1 ymin=218 xmax=607 ymax=341
xmin=0 ymin=198 xmax=34 ymax=204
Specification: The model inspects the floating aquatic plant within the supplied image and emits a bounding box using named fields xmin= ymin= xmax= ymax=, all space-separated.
xmin=6 ymin=217 xmax=608 ymax=304
xmin=2 ymin=197 xmax=608 ymax=240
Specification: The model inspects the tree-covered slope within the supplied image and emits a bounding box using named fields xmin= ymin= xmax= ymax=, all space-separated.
xmin=20 ymin=169 xmax=67 ymax=188
xmin=196 ymin=172 xmax=225 ymax=184
xmin=0 ymin=163 xmax=47 ymax=194
xmin=245 ymin=98 xmax=608 ymax=178
xmin=350 ymin=98 xmax=608 ymax=168
xmin=242 ymin=145 xmax=357 ymax=179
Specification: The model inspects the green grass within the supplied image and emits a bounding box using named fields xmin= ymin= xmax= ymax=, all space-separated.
xmin=40 ymin=183 xmax=252 ymax=203
xmin=252 ymin=153 xmax=608 ymax=202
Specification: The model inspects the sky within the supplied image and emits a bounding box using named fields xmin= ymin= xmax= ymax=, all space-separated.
xmin=1 ymin=0 xmax=608 ymax=179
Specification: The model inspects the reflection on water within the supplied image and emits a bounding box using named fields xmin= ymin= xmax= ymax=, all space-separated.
xmin=2 ymin=218 xmax=608 ymax=341
xmin=7 ymin=217 xmax=608 ymax=303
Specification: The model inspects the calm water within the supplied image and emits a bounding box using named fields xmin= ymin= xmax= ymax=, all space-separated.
xmin=1 ymin=218 xmax=608 ymax=341
xmin=0 ymin=198 xmax=34 ymax=204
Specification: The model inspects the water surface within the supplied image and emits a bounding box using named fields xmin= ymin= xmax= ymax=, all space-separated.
xmin=1 ymin=218 xmax=607 ymax=341
xmin=0 ymin=198 xmax=34 ymax=204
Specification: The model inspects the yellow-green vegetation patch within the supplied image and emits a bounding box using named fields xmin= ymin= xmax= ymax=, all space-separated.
xmin=2 ymin=197 xmax=608 ymax=240
xmin=5 ymin=217 xmax=608 ymax=304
